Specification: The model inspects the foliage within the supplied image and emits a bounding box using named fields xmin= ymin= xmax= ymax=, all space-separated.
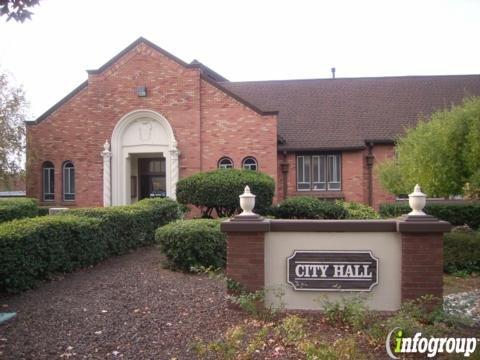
xmin=0 ymin=70 xmax=27 ymax=183
xmin=155 ymin=219 xmax=226 ymax=271
xmin=319 ymin=295 xmax=369 ymax=330
xmin=335 ymin=200 xmax=380 ymax=219
xmin=0 ymin=198 xmax=182 ymax=293
xmin=0 ymin=197 xmax=38 ymax=222
xmin=270 ymin=196 xmax=347 ymax=219
xmin=176 ymin=169 xmax=275 ymax=217
xmin=300 ymin=337 xmax=366 ymax=360
xmin=444 ymin=231 xmax=480 ymax=274
xmin=379 ymin=202 xmax=480 ymax=229
xmin=0 ymin=0 xmax=40 ymax=22
xmin=378 ymin=97 xmax=480 ymax=197
xmin=275 ymin=315 xmax=306 ymax=346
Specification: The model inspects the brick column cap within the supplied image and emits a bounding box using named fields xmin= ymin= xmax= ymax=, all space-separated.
xmin=396 ymin=214 xmax=451 ymax=233
xmin=221 ymin=216 xmax=271 ymax=232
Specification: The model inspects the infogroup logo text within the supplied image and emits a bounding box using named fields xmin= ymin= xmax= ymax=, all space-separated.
xmin=386 ymin=328 xmax=478 ymax=358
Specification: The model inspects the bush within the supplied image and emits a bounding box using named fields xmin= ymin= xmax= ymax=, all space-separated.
xmin=176 ymin=169 xmax=275 ymax=217
xmin=0 ymin=198 xmax=182 ymax=293
xmin=444 ymin=231 xmax=480 ymax=274
xmin=270 ymin=196 xmax=347 ymax=219
xmin=379 ymin=202 xmax=480 ymax=229
xmin=155 ymin=219 xmax=226 ymax=271
xmin=0 ymin=215 xmax=102 ymax=292
xmin=336 ymin=200 xmax=380 ymax=219
xmin=68 ymin=198 xmax=183 ymax=255
xmin=0 ymin=197 xmax=38 ymax=223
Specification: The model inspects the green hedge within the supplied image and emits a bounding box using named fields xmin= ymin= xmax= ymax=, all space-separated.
xmin=155 ymin=219 xmax=226 ymax=271
xmin=444 ymin=231 xmax=480 ymax=274
xmin=270 ymin=196 xmax=348 ymax=219
xmin=176 ymin=169 xmax=275 ymax=217
xmin=0 ymin=198 xmax=182 ymax=293
xmin=379 ymin=202 xmax=480 ymax=229
xmin=0 ymin=198 xmax=39 ymax=223
xmin=335 ymin=201 xmax=380 ymax=219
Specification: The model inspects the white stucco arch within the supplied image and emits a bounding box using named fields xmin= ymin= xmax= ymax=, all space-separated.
xmin=109 ymin=109 xmax=179 ymax=205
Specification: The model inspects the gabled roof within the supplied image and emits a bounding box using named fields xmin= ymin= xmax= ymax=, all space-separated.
xmin=29 ymin=37 xmax=274 ymax=124
xmin=222 ymin=74 xmax=480 ymax=150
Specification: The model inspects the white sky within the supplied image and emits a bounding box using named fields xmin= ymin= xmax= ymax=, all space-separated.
xmin=0 ymin=0 xmax=479 ymax=119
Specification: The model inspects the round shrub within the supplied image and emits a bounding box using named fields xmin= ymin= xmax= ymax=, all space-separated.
xmin=176 ymin=169 xmax=275 ymax=217
xmin=155 ymin=219 xmax=226 ymax=271
xmin=336 ymin=200 xmax=380 ymax=219
xmin=271 ymin=196 xmax=347 ymax=219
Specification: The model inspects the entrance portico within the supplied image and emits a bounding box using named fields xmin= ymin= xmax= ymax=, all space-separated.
xmin=108 ymin=110 xmax=179 ymax=206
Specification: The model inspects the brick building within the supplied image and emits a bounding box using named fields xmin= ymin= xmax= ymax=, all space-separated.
xmin=26 ymin=37 xmax=480 ymax=209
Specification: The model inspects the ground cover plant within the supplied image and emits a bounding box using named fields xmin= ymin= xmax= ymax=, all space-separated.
xmin=0 ymin=198 xmax=182 ymax=293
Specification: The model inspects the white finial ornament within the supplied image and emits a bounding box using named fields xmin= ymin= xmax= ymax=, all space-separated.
xmin=238 ymin=185 xmax=256 ymax=216
xmin=408 ymin=184 xmax=427 ymax=216
xmin=103 ymin=140 xmax=110 ymax=151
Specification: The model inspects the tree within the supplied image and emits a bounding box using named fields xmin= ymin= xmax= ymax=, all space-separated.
xmin=0 ymin=69 xmax=27 ymax=184
xmin=378 ymin=96 xmax=480 ymax=198
xmin=0 ymin=0 xmax=40 ymax=22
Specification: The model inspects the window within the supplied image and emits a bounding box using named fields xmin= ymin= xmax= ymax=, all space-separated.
xmin=242 ymin=157 xmax=258 ymax=171
xmin=42 ymin=161 xmax=55 ymax=201
xmin=63 ymin=161 xmax=75 ymax=201
xmin=296 ymin=154 xmax=341 ymax=191
xmin=218 ymin=157 xmax=234 ymax=169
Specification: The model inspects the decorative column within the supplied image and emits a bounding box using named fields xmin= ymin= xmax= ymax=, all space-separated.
xmin=101 ymin=140 xmax=112 ymax=207
xmin=169 ymin=141 xmax=180 ymax=200
xmin=398 ymin=185 xmax=451 ymax=304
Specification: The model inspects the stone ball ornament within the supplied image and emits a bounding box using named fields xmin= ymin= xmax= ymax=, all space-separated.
xmin=238 ymin=185 xmax=256 ymax=216
xmin=408 ymin=184 xmax=427 ymax=216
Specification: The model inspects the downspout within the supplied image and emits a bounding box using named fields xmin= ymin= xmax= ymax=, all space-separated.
xmin=366 ymin=143 xmax=375 ymax=207
xmin=280 ymin=151 xmax=289 ymax=201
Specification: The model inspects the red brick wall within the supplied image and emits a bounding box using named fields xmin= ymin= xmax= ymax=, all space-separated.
xmin=26 ymin=42 xmax=277 ymax=207
xmin=226 ymin=232 xmax=265 ymax=293
xmin=401 ymin=233 xmax=443 ymax=302
xmin=278 ymin=146 xmax=396 ymax=208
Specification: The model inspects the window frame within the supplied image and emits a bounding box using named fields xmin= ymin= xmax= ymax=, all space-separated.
xmin=218 ymin=157 xmax=234 ymax=169
xmin=42 ymin=161 xmax=55 ymax=201
xmin=242 ymin=157 xmax=258 ymax=171
xmin=296 ymin=153 xmax=342 ymax=192
xmin=62 ymin=161 xmax=75 ymax=201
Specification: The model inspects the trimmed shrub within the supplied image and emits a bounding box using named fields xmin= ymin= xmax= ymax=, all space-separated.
xmin=0 ymin=198 xmax=183 ymax=293
xmin=444 ymin=231 xmax=480 ymax=274
xmin=336 ymin=201 xmax=380 ymax=219
xmin=379 ymin=202 xmax=480 ymax=229
xmin=176 ymin=169 xmax=275 ymax=217
xmin=67 ymin=198 xmax=183 ymax=254
xmin=271 ymin=196 xmax=347 ymax=219
xmin=0 ymin=215 xmax=103 ymax=293
xmin=155 ymin=219 xmax=226 ymax=271
xmin=0 ymin=197 xmax=38 ymax=223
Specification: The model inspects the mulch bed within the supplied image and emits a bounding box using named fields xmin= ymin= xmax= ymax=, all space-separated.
xmin=0 ymin=247 xmax=246 ymax=359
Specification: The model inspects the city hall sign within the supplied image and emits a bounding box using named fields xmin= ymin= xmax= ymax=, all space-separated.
xmin=287 ymin=251 xmax=379 ymax=291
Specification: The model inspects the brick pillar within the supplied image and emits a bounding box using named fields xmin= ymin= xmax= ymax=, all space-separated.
xmin=397 ymin=215 xmax=451 ymax=303
xmin=220 ymin=216 xmax=270 ymax=293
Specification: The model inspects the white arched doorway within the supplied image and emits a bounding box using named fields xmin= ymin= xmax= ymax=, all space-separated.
xmin=109 ymin=109 xmax=179 ymax=206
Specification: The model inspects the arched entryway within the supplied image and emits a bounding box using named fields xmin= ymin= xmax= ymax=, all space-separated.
xmin=109 ymin=110 xmax=179 ymax=206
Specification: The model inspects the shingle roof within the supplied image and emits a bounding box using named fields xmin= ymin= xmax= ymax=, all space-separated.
xmin=222 ymin=75 xmax=480 ymax=150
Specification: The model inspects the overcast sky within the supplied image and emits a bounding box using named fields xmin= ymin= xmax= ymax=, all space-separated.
xmin=0 ymin=0 xmax=479 ymax=119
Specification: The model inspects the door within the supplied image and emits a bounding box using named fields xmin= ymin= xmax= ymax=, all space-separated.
xmin=138 ymin=158 xmax=166 ymax=199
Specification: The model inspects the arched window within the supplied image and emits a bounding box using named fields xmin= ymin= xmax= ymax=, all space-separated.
xmin=242 ymin=157 xmax=258 ymax=171
xmin=218 ymin=157 xmax=234 ymax=169
xmin=42 ymin=161 xmax=55 ymax=201
xmin=63 ymin=161 xmax=75 ymax=201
